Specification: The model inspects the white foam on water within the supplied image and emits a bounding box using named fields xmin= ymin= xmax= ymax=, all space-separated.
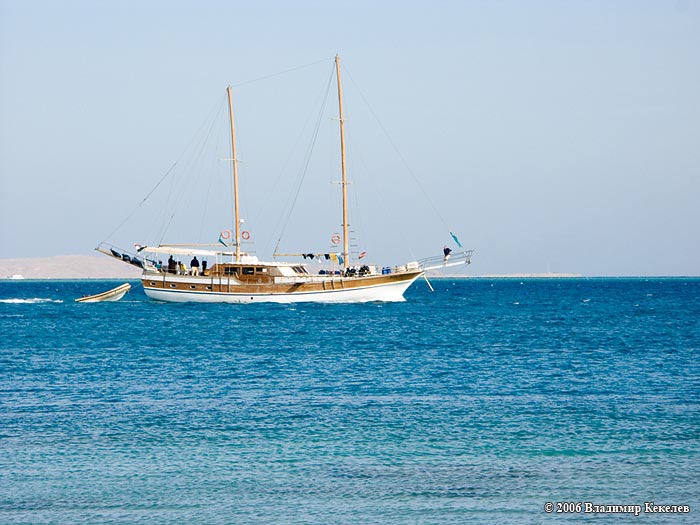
xmin=0 ymin=298 xmax=63 ymax=304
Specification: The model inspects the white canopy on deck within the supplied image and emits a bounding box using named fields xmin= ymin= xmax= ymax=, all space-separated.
xmin=143 ymin=246 xmax=233 ymax=257
xmin=144 ymin=246 xmax=263 ymax=264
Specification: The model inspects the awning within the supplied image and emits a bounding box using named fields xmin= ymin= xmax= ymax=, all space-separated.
xmin=143 ymin=245 xmax=234 ymax=257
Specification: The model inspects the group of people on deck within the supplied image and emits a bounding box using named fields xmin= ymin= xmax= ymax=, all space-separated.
xmin=165 ymin=255 xmax=208 ymax=275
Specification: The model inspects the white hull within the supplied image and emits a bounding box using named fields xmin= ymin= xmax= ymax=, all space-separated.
xmin=143 ymin=275 xmax=420 ymax=304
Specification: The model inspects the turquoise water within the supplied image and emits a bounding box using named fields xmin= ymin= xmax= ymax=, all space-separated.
xmin=1 ymin=278 xmax=698 ymax=524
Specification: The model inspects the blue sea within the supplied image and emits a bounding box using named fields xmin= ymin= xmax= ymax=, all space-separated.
xmin=1 ymin=278 xmax=698 ymax=524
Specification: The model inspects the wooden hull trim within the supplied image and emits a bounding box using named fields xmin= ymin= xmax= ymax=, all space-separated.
xmin=142 ymin=272 xmax=422 ymax=303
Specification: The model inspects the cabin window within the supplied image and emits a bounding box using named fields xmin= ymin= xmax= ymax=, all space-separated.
xmin=256 ymin=267 xmax=267 ymax=273
xmin=224 ymin=267 xmax=237 ymax=275
xmin=150 ymin=282 xmax=157 ymax=286
xmin=206 ymin=286 xmax=212 ymax=290
xmin=170 ymin=284 xmax=177 ymax=288
xmin=242 ymin=267 xmax=255 ymax=275
xmin=190 ymin=285 xmax=196 ymax=290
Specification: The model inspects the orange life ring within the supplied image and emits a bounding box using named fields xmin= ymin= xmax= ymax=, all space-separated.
xmin=331 ymin=234 xmax=341 ymax=245
xmin=220 ymin=229 xmax=232 ymax=240
xmin=241 ymin=230 xmax=251 ymax=240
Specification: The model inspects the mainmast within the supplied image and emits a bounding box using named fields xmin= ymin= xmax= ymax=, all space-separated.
xmin=335 ymin=55 xmax=350 ymax=269
xmin=226 ymin=86 xmax=241 ymax=262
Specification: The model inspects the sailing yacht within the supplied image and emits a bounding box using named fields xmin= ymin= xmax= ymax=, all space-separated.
xmin=97 ymin=56 xmax=472 ymax=303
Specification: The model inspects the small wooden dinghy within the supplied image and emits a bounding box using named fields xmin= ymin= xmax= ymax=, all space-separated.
xmin=75 ymin=283 xmax=131 ymax=303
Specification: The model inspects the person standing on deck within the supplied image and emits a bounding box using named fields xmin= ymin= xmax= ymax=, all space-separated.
xmin=190 ymin=256 xmax=200 ymax=276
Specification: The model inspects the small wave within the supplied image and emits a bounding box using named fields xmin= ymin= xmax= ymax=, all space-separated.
xmin=0 ymin=298 xmax=63 ymax=304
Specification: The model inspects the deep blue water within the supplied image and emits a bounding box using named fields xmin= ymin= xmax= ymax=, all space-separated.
xmin=1 ymin=278 xmax=699 ymax=524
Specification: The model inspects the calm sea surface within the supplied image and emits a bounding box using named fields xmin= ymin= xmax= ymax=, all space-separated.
xmin=1 ymin=278 xmax=698 ymax=524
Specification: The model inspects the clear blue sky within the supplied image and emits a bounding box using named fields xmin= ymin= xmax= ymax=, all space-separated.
xmin=1 ymin=0 xmax=698 ymax=275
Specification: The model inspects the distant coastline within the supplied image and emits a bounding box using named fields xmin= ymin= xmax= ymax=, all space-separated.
xmin=0 ymin=255 xmax=142 ymax=280
xmin=430 ymin=273 xmax=583 ymax=278
xmin=0 ymin=255 xmax=588 ymax=280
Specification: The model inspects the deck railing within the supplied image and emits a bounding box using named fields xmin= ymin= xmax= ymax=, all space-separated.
xmin=95 ymin=242 xmax=157 ymax=271
xmin=417 ymin=250 xmax=474 ymax=271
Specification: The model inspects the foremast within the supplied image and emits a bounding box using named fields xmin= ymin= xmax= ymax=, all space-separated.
xmin=335 ymin=55 xmax=350 ymax=270
xmin=226 ymin=86 xmax=241 ymax=262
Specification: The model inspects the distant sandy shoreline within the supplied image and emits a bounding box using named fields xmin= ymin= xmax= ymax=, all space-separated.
xmin=0 ymin=255 xmax=587 ymax=280
xmin=0 ymin=255 xmax=142 ymax=280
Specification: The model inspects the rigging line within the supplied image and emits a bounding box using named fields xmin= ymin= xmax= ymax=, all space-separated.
xmin=155 ymin=172 xmax=180 ymax=245
xmin=346 ymin=116 xmax=417 ymax=264
xmin=341 ymin=64 xmax=453 ymax=232
xmin=272 ymin=63 xmax=336 ymax=255
xmin=101 ymin=93 xmax=227 ymax=244
xmin=260 ymin=126 xmax=313 ymax=254
xmin=231 ymin=57 xmax=333 ymax=88
xmin=197 ymin=111 xmax=226 ymax=242
xmin=101 ymin=161 xmax=179 ymax=243
xmin=259 ymin=74 xmax=335 ymax=255
xmin=273 ymin=66 xmax=334 ymax=254
xmin=265 ymin=58 xmax=335 ymax=251
xmin=343 ymin=131 xmax=365 ymax=254
xmin=159 ymin=97 xmax=226 ymax=244
xmin=159 ymin=212 xmax=177 ymax=246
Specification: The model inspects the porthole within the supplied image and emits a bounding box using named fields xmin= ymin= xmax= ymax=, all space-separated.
xmin=190 ymin=285 xmax=196 ymax=290
xmin=170 ymin=284 xmax=176 ymax=288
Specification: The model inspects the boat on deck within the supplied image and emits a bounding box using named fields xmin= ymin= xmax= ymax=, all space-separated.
xmin=75 ymin=283 xmax=131 ymax=303
xmin=97 ymin=56 xmax=473 ymax=303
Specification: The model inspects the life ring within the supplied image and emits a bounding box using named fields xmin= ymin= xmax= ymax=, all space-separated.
xmin=241 ymin=230 xmax=251 ymax=240
xmin=331 ymin=234 xmax=341 ymax=245
xmin=220 ymin=229 xmax=232 ymax=240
